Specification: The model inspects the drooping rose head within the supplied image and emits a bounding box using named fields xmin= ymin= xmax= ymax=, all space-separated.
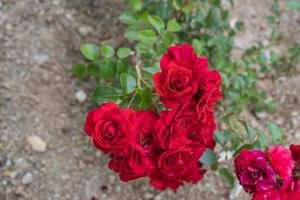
xmin=153 ymin=44 xmax=210 ymax=108
xmin=234 ymin=149 xmax=276 ymax=193
xmin=84 ymin=102 xmax=136 ymax=154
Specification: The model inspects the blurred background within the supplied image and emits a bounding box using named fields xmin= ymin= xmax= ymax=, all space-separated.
xmin=0 ymin=0 xmax=299 ymax=200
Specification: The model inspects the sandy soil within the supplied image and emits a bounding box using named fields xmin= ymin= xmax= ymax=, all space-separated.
xmin=0 ymin=0 xmax=299 ymax=200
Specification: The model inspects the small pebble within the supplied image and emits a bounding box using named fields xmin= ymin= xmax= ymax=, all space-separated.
xmin=22 ymin=172 xmax=33 ymax=184
xmin=144 ymin=192 xmax=154 ymax=200
xmin=27 ymin=135 xmax=47 ymax=152
xmin=75 ymin=90 xmax=87 ymax=102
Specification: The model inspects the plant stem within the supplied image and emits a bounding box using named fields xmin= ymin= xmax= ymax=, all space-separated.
xmin=135 ymin=62 xmax=142 ymax=89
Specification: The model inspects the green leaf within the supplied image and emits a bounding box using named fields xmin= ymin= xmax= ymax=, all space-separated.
xmin=138 ymin=30 xmax=156 ymax=44
xmin=219 ymin=168 xmax=234 ymax=187
xmin=87 ymin=63 xmax=99 ymax=76
xmin=167 ymin=19 xmax=181 ymax=32
xmin=192 ymin=39 xmax=202 ymax=55
xmin=286 ymin=0 xmax=300 ymax=10
xmin=199 ymin=148 xmax=217 ymax=165
xmin=148 ymin=15 xmax=165 ymax=33
xmin=233 ymin=144 xmax=253 ymax=157
xmin=99 ymin=59 xmax=115 ymax=79
xmin=214 ymin=131 xmax=227 ymax=146
xmin=92 ymin=86 xmax=120 ymax=104
xmin=120 ymin=73 xmax=137 ymax=93
xmin=266 ymin=16 xmax=276 ymax=24
xmin=257 ymin=130 xmax=269 ymax=148
xmin=72 ymin=63 xmax=85 ymax=79
xmin=172 ymin=0 xmax=181 ymax=10
xmin=119 ymin=12 xmax=138 ymax=25
xmin=241 ymin=122 xmax=256 ymax=142
xmin=117 ymin=48 xmax=131 ymax=59
xmin=268 ymin=122 xmax=282 ymax=144
xmin=266 ymin=101 xmax=276 ymax=113
xmin=271 ymin=30 xmax=280 ymax=40
xmin=130 ymin=0 xmax=142 ymax=11
xmin=162 ymin=32 xmax=175 ymax=46
xmin=116 ymin=60 xmax=129 ymax=74
xmin=100 ymin=44 xmax=115 ymax=58
xmin=80 ymin=44 xmax=99 ymax=61
xmin=271 ymin=0 xmax=281 ymax=16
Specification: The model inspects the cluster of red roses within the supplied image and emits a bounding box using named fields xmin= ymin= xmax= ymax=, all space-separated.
xmin=84 ymin=44 xmax=222 ymax=191
xmin=234 ymin=145 xmax=300 ymax=200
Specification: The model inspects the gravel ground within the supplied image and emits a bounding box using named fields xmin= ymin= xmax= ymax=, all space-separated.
xmin=0 ymin=0 xmax=299 ymax=200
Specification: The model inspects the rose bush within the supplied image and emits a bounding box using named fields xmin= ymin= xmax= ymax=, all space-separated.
xmin=83 ymin=44 xmax=221 ymax=191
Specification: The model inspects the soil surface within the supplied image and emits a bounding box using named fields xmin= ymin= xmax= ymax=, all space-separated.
xmin=0 ymin=0 xmax=299 ymax=200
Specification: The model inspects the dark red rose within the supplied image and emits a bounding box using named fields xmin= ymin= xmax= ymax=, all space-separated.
xmin=290 ymin=144 xmax=300 ymax=164
xmin=84 ymin=102 xmax=136 ymax=154
xmin=189 ymin=110 xmax=216 ymax=148
xmin=153 ymin=44 xmax=210 ymax=108
xmin=157 ymin=145 xmax=205 ymax=177
xmin=268 ymin=145 xmax=294 ymax=181
xmin=153 ymin=104 xmax=198 ymax=149
xmin=191 ymin=70 xmax=222 ymax=124
xmin=234 ymin=149 xmax=276 ymax=193
xmin=252 ymin=189 xmax=280 ymax=200
xmin=108 ymin=152 xmax=143 ymax=182
xmin=128 ymin=111 xmax=160 ymax=172
xmin=149 ymin=163 xmax=205 ymax=192
xmin=149 ymin=145 xmax=206 ymax=192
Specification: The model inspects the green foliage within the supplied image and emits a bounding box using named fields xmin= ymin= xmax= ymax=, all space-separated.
xmin=200 ymin=148 xmax=217 ymax=165
xmin=80 ymin=44 xmax=99 ymax=61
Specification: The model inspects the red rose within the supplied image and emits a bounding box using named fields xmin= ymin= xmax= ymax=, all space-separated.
xmin=153 ymin=104 xmax=198 ymax=149
xmin=193 ymin=71 xmax=222 ymax=120
xmin=157 ymin=145 xmax=205 ymax=177
xmin=153 ymin=44 xmax=210 ymax=108
xmin=268 ymin=145 xmax=294 ymax=180
xmin=290 ymin=144 xmax=300 ymax=164
xmin=149 ymin=163 xmax=205 ymax=192
xmin=149 ymin=145 xmax=206 ymax=191
xmin=84 ymin=102 xmax=136 ymax=154
xmin=129 ymin=111 xmax=160 ymax=172
xmin=189 ymin=110 xmax=216 ymax=148
xmin=234 ymin=149 xmax=276 ymax=193
xmin=252 ymin=189 xmax=280 ymax=200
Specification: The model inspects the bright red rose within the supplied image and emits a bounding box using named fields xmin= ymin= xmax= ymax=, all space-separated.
xmin=153 ymin=44 xmax=211 ymax=109
xmin=252 ymin=189 xmax=280 ymax=200
xmin=268 ymin=145 xmax=294 ymax=180
xmin=153 ymin=104 xmax=198 ymax=149
xmin=83 ymin=102 xmax=136 ymax=154
xmin=234 ymin=149 xmax=276 ymax=193
xmin=290 ymin=144 xmax=300 ymax=164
